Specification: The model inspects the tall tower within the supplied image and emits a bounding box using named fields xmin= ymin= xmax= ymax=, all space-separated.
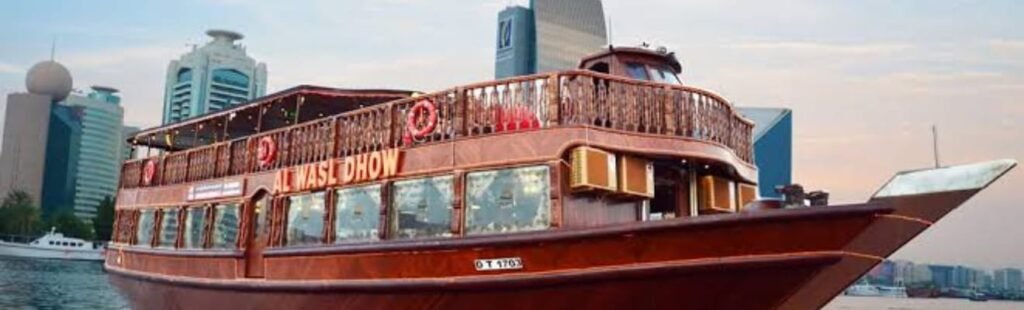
xmin=62 ymin=86 xmax=125 ymax=220
xmin=0 ymin=60 xmax=73 ymax=206
xmin=162 ymin=29 xmax=267 ymax=124
xmin=494 ymin=0 xmax=607 ymax=79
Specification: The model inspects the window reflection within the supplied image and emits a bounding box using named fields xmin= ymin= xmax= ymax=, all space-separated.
xmin=626 ymin=63 xmax=650 ymax=80
xmin=648 ymin=67 xmax=681 ymax=85
xmin=136 ymin=209 xmax=155 ymax=247
xmin=466 ymin=166 xmax=550 ymax=235
xmin=158 ymin=208 xmax=179 ymax=248
xmin=286 ymin=192 xmax=326 ymax=246
xmin=184 ymin=206 xmax=206 ymax=248
xmin=334 ymin=184 xmax=382 ymax=243
xmin=391 ymin=176 xmax=454 ymax=239
xmin=211 ymin=204 xmax=240 ymax=249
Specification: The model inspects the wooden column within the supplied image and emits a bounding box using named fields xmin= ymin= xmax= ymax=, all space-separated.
xmin=546 ymin=73 xmax=561 ymax=126
xmin=451 ymin=171 xmax=465 ymax=236
xmin=548 ymin=160 xmax=565 ymax=228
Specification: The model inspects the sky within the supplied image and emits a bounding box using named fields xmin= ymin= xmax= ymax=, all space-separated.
xmin=0 ymin=0 xmax=1021 ymax=269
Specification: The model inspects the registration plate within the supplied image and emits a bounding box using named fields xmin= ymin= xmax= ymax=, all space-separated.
xmin=474 ymin=257 xmax=523 ymax=271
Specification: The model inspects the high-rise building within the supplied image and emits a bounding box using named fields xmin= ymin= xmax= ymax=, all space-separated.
xmin=994 ymin=268 xmax=1023 ymax=292
xmin=0 ymin=59 xmax=127 ymax=221
xmin=63 ymin=86 xmax=125 ymax=220
xmin=0 ymin=60 xmax=72 ymax=206
xmin=738 ymin=107 xmax=793 ymax=198
xmin=162 ymin=29 xmax=267 ymax=124
xmin=494 ymin=0 xmax=607 ymax=79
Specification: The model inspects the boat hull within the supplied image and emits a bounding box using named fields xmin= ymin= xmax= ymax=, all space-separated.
xmin=107 ymin=204 xmax=889 ymax=310
xmin=0 ymin=241 xmax=103 ymax=261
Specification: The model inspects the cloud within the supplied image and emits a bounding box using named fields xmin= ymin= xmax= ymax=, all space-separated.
xmin=0 ymin=62 xmax=24 ymax=74
xmin=729 ymin=41 xmax=912 ymax=56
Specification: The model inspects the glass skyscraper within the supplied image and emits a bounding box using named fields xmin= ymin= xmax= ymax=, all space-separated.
xmin=162 ymin=29 xmax=267 ymax=124
xmin=61 ymin=86 xmax=126 ymax=220
xmin=738 ymin=107 xmax=793 ymax=198
xmin=494 ymin=0 xmax=607 ymax=78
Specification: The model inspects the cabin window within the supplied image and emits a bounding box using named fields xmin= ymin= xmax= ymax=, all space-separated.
xmin=626 ymin=63 xmax=650 ymax=80
xmin=465 ymin=166 xmax=551 ymax=235
xmin=286 ymin=192 xmax=326 ymax=246
xmin=211 ymin=203 xmax=241 ymax=249
xmin=136 ymin=209 xmax=155 ymax=247
xmin=183 ymin=206 xmax=207 ymax=248
xmin=334 ymin=184 xmax=382 ymax=243
xmin=648 ymin=67 xmax=681 ymax=85
xmin=391 ymin=176 xmax=454 ymax=239
xmin=158 ymin=208 xmax=180 ymax=248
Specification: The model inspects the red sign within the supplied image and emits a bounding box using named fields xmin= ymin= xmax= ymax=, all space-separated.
xmin=273 ymin=149 xmax=401 ymax=194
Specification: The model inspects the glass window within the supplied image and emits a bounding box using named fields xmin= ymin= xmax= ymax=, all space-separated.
xmin=136 ymin=209 xmax=155 ymax=247
xmin=211 ymin=69 xmax=250 ymax=88
xmin=648 ymin=67 xmax=682 ymax=85
xmin=334 ymin=184 xmax=382 ymax=243
xmin=176 ymin=68 xmax=193 ymax=83
xmin=286 ymin=192 xmax=326 ymax=246
xmin=626 ymin=63 xmax=650 ymax=80
xmin=466 ymin=166 xmax=551 ymax=235
xmin=184 ymin=206 xmax=207 ymax=249
xmin=391 ymin=176 xmax=454 ymax=239
xmin=158 ymin=208 xmax=180 ymax=248
xmin=211 ymin=203 xmax=240 ymax=249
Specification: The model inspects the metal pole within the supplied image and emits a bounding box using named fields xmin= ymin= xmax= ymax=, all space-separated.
xmin=932 ymin=125 xmax=940 ymax=168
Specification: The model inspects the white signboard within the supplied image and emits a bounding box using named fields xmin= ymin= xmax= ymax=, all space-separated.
xmin=474 ymin=257 xmax=523 ymax=271
xmin=187 ymin=180 xmax=245 ymax=201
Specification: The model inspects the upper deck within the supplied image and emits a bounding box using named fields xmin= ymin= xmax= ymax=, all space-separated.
xmin=119 ymin=69 xmax=755 ymax=192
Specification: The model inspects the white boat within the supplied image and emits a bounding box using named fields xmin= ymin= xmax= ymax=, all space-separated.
xmin=0 ymin=228 xmax=104 ymax=261
xmin=877 ymin=285 xmax=909 ymax=298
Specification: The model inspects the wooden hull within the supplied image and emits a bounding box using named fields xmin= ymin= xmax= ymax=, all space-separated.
xmin=107 ymin=204 xmax=889 ymax=310
xmin=106 ymin=160 xmax=1016 ymax=309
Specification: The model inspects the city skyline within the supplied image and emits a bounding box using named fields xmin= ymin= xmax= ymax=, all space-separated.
xmin=0 ymin=0 xmax=1021 ymax=269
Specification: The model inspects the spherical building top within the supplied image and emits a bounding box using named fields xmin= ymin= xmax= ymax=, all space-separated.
xmin=25 ymin=60 xmax=73 ymax=102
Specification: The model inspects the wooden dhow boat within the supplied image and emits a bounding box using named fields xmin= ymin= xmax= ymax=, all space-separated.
xmin=106 ymin=47 xmax=1016 ymax=309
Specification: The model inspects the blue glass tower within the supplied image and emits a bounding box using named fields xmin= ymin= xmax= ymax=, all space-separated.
xmin=738 ymin=107 xmax=793 ymax=198
xmin=494 ymin=0 xmax=607 ymax=79
xmin=62 ymin=86 xmax=126 ymax=220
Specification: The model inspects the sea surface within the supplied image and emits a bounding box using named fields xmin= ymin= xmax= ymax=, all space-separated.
xmin=0 ymin=257 xmax=127 ymax=309
xmin=1 ymin=256 xmax=1022 ymax=309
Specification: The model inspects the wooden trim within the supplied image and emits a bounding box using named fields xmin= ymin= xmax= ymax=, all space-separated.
xmin=107 ymin=251 xmax=842 ymax=291
xmin=261 ymin=203 xmax=890 ymax=257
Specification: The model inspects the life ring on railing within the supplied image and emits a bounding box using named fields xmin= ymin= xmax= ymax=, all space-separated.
xmin=141 ymin=160 xmax=156 ymax=185
xmin=256 ymin=136 xmax=277 ymax=168
xmin=404 ymin=99 xmax=438 ymax=144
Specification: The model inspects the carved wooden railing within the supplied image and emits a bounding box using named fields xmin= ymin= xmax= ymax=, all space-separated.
xmin=120 ymin=71 xmax=754 ymax=189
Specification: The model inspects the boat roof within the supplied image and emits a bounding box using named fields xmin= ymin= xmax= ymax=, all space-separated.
xmin=131 ymin=85 xmax=414 ymax=150
xmin=578 ymin=46 xmax=683 ymax=73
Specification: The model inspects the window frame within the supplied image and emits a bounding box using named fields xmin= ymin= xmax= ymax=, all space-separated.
xmin=464 ymin=165 xmax=552 ymax=236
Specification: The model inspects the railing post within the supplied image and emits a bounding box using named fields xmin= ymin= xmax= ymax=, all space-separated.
xmin=546 ymin=73 xmax=561 ymax=126
xmin=454 ymin=88 xmax=467 ymax=137
xmin=663 ymin=86 xmax=676 ymax=135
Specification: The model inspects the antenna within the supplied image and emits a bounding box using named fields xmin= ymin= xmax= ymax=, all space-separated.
xmin=932 ymin=124 xmax=941 ymax=168
xmin=50 ymin=36 xmax=56 ymax=61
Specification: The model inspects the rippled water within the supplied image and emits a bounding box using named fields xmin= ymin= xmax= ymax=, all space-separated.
xmin=826 ymin=296 xmax=1024 ymax=310
xmin=0 ymin=257 xmax=127 ymax=310
xmin=2 ymin=256 xmax=1022 ymax=310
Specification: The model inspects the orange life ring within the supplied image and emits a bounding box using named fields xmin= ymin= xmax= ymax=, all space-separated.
xmin=142 ymin=160 xmax=156 ymax=185
xmin=406 ymin=99 xmax=438 ymax=141
xmin=257 ymin=136 xmax=277 ymax=167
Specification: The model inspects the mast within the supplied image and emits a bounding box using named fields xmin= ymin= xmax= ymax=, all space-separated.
xmin=932 ymin=125 xmax=940 ymax=168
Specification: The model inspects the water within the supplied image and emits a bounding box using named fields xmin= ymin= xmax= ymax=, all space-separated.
xmin=1 ymin=257 xmax=1021 ymax=309
xmin=826 ymin=296 xmax=1023 ymax=310
xmin=0 ymin=257 xmax=127 ymax=310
